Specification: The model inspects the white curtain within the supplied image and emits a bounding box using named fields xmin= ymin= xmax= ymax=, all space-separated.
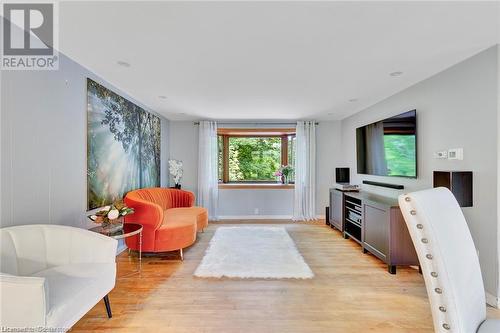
xmin=293 ymin=121 xmax=316 ymax=221
xmin=365 ymin=121 xmax=388 ymax=175
xmin=197 ymin=121 xmax=219 ymax=220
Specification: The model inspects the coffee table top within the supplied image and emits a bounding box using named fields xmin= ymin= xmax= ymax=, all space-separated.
xmin=90 ymin=223 xmax=143 ymax=240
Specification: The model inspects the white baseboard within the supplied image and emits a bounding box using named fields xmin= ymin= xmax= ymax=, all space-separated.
xmin=219 ymin=215 xmax=293 ymax=220
xmin=218 ymin=214 xmax=326 ymax=220
xmin=486 ymin=292 xmax=499 ymax=308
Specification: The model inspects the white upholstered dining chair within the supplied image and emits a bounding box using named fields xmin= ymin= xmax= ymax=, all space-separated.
xmin=0 ymin=224 xmax=117 ymax=331
xmin=399 ymin=187 xmax=500 ymax=333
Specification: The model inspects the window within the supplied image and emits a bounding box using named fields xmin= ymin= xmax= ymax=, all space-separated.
xmin=218 ymin=129 xmax=295 ymax=184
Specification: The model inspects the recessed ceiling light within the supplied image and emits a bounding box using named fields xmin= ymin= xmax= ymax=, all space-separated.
xmin=348 ymin=98 xmax=358 ymax=102
xmin=390 ymin=71 xmax=403 ymax=77
xmin=158 ymin=95 xmax=167 ymax=99
xmin=116 ymin=60 xmax=131 ymax=67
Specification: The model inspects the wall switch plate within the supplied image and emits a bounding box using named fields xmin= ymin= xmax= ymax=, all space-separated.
xmin=448 ymin=148 xmax=463 ymax=160
xmin=434 ymin=151 xmax=448 ymax=159
xmin=254 ymin=208 xmax=259 ymax=215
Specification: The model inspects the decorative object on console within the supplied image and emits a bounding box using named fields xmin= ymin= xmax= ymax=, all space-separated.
xmin=168 ymin=159 xmax=184 ymax=189
xmin=362 ymin=180 xmax=404 ymax=190
xmin=87 ymin=78 xmax=161 ymax=210
xmin=433 ymin=171 xmax=473 ymax=207
xmin=399 ymin=188 xmax=499 ymax=332
xmin=334 ymin=183 xmax=360 ymax=192
xmin=335 ymin=167 xmax=358 ymax=191
xmin=335 ymin=167 xmax=350 ymax=184
xmin=88 ymin=200 xmax=134 ymax=228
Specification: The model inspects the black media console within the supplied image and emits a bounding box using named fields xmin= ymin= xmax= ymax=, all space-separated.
xmin=329 ymin=189 xmax=419 ymax=274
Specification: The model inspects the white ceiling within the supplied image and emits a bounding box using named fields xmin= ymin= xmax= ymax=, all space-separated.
xmin=59 ymin=1 xmax=499 ymax=121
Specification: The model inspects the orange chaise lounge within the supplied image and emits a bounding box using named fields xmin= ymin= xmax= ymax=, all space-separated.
xmin=124 ymin=187 xmax=208 ymax=259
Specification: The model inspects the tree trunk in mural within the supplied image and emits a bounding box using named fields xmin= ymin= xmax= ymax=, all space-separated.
xmin=137 ymin=110 xmax=143 ymax=187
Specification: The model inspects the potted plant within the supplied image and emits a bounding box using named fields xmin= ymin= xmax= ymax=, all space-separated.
xmin=88 ymin=200 xmax=134 ymax=228
xmin=276 ymin=165 xmax=294 ymax=185
xmin=169 ymin=159 xmax=183 ymax=189
xmin=274 ymin=170 xmax=283 ymax=183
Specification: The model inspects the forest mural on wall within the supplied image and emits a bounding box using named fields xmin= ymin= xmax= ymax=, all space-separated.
xmin=87 ymin=78 xmax=161 ymax=210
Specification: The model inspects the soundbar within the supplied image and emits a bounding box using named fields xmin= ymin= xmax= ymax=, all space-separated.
xmin=362 ymin=180 xmax=404 ymax=190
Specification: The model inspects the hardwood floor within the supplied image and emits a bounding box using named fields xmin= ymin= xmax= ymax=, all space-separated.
xmin=73 ymin=221 xmax=499 ymax=332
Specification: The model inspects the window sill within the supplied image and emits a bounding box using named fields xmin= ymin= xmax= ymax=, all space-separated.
xmin=218 ymin=183 xmax=294 ymax=190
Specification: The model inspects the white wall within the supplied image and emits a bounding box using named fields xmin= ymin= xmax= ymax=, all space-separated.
xmin=219 ymin=189 xmax=294 ymax=218
xmin=169 ymin=121 xmax=342 ymax=219
xmin=316 ymin=121 xmax=342 ymax=216
xmin=168 ymin=121 xmax=199 ymax=193
xmin=1 ymin=52 xmax=170 ymax=229
xmin=497 ymin=45 xmax=500 ymax=304
xmin=341 ymin=46 xmax=499 ymax=299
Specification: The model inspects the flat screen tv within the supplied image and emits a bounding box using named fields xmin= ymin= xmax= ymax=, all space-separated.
xmin=356 ymin=110 xmax=417 ymax=178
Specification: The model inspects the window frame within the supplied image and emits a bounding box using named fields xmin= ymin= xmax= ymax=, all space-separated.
xmin=218 ymin=128 xmax=296 ymax=185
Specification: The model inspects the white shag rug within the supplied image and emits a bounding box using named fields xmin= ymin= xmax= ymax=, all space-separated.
xmin=194 ymin=226 xmax=314 ymax=279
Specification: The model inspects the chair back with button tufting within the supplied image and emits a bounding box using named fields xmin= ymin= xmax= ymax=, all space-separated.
xmin=399 ymin=187 xmax=486 ymax=333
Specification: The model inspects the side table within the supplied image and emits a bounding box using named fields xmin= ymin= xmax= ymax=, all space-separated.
xmin=90 ymin=223 xmax=143 ymax=276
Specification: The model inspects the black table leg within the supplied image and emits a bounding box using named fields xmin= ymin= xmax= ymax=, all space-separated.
xmin=103 ymin=295 xmax=112 ymax=318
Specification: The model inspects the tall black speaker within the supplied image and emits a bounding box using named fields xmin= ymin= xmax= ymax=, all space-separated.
xmin=325 ymin=206 xmax=330 ymax=226
xmin=336 ymin=167 xmax=350 ymax=184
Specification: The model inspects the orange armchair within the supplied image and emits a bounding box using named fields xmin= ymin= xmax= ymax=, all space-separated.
xmin=124 ymin=188 xmax=208 ymax=254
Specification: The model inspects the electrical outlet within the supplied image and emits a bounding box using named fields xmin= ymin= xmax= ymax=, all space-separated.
xmin=254 ymin=208 xmax=259 ymax=215
xmin=448 ymin=148 xmax=463 ymax=160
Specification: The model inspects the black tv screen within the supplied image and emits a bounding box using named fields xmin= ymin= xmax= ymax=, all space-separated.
xmin=356 ymin=110 xmax=417 ymax=178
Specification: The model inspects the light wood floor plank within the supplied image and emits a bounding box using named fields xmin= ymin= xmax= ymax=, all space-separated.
xmin=72 ymin=221 xmax=499 ymax=332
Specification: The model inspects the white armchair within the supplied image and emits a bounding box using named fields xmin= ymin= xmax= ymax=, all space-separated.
xmin=399 ymin=187 xmax=500 ymax=333
xmin=0 ymin=224 xmax=117 ymax=331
